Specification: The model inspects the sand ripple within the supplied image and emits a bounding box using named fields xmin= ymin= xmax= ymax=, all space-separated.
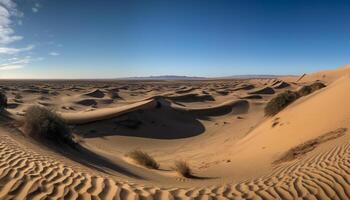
xmin=0 ymin=133 xmax=349 ymax=199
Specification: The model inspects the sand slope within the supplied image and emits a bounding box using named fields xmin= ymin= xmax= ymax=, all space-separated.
xmin=1 ymin=125 xmax=350 ymax=199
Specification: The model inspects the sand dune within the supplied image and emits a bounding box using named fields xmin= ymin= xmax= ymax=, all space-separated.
xmin=1 ymin=65 xmax=350 ymax=199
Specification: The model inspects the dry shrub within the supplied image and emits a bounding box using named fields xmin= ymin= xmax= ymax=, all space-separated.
xmin=24 ymin=105 xmax=75 ymax=146
xmin=126 ymin=150 xmax=159 ymax=169
xmin=297 ymin=82 xmax=326 ymax=97
xmin=265 ymin=82 xmax=326 ymax=116
xmin=173 ymin=160 xmax=192 ymax=178
xmin=264 ymin=90 xmax=298 ymax=116
xmin=109 ymin=92 xmax=121 ymax=99
xmin=0 ymin=91 xmax=7 ymax=111
xmin=309 ymin=82 xmax=326 ymax=91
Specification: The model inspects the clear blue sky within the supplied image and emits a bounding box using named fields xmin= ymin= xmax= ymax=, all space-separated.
xmin=0 ymin=0 xmax=350 ymax=79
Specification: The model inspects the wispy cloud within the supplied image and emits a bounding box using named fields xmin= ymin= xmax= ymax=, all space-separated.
xmin=31 ymin=7 xmax=38 ymax=13
xmin=0 ymin=0 xmax=39 ymax=71
xmin=0 ymin=0 xmax=23 ymax=44
xmin=0 ymin=45 xmax=34 ymax=54
xmin=49 ymin=51 xmax=60 ymax=56
xmin=0 ymin=56 xmax=29 ymax=70
xmin=31 ymin=2 xmax=40 ymax=13
xmin=0 ymin=56 xmax=43 ymax=70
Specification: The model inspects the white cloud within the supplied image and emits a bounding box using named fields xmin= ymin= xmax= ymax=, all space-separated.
xmin=31 ymin=2 xmax=40 ymax=13
xmin=32 ymin=7 xmax=38 ymax=13
xmin=0 ymin=57 xmax=29 ymax=70
xmin=0 ymin=45 xmax=34 ymax=54
xmin=0 ymin=0 xmax=23 ymax=44
xmin=0 ymin=1 xmax=39 ymax=71
xmin=0 ymin=56 xmax=43 ymax=70
xmin=49 ymin=52 xmax=60 ymax=56
xmin=0 ymin=64 xmax=22 ymax=70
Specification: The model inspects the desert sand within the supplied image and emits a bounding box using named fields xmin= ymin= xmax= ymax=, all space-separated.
xmin=1 ymin=65 xmax=350 ymax=199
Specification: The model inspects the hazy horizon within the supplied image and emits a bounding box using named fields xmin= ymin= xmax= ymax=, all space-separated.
xmin=1 ymin=0 xmax=350 ymax=79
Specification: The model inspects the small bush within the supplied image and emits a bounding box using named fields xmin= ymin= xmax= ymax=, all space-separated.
xmin=24 ymin=106 xmax=74 ymax=146
xmin=297 ymin=85 xmax=312 ymax=96
xmin=14 ymin=93 xmax=22 ymax=99
xmin=265 ymin=82 xmax=326 ymax=116
xmin=309 ymin=82 xmax=326 ymax=91
xmin=297 ymin=82 xmax=326 ymax=97
xmin=0 ymin=92 xmax=7 ymax=111
xmin=109 ymin=92 xmax=121 ymax=99
xmin=264 ymin=90 xmax=298 ymax=116
xmin=173 ymin=160 xmax=192 ymax=178
xmin=126 ymin=150 xmax=159 ymax=169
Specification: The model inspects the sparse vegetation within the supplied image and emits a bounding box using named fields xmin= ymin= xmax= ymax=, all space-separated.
xmin=265 ymin=82 xmax=326 ymax=116
xmin=297 ymin=82 xmax=326 ymax=97
xmin=297 ymin=85 xmax=312 ymax=96
xmin=173 ymin=160 xmax=192 ymax=178
xmin=264 ymin=90 xmax=298 ymax=116
xmin=309 ymin=82 xmax=326 ymax=91
xmin=0 ymin=92 xmax=7 ymax=111
xmin=274 ymin=128 xmax=347 ymax=163
xmin=109 ymin=92 xmax=121 ymax=99
xmin=24 ymin=105 xmax=75 ymax=146
xmin=14 ymin=93 xmax=22 ymax=100
xmin=126 ymin=150 xmax=159 ymax=169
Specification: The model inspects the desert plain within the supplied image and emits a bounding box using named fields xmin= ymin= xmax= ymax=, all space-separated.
xmin=1 ymin=65 xmax=350 ymax=199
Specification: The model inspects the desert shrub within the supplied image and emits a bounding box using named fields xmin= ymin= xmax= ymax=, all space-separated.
xmin=0 ymin=92 xmax=7 ymax=111
xmin=126 ymin=150 xmax=159 ymax=169
xmin=14 ymin=93 xmax=22 ymax=99
xmin=24 ymin=105 xmax=74 ymax=146
xmin=173 ymin=160 xmax=192 ymax=178
xmin=264 ymin=90 xmax=298 ymax=116
xmin=297 ymin=85 xmax=312 ymax=96
xmin=109 ymin=92 xmax=121 ymax=99
xmin=309 ymin=82 xmax=326 ymax=91
xmin=297 ymin=82 xmax=326 ymax=97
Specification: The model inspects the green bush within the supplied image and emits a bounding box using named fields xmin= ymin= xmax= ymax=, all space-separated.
xmin=264 ymin=90 xmax=298 ymax=116
xmin=126 ymin=150 xmax=159 ymax=169
xmin=24 ymin=106 xmax=74 ymax=146
xmin=0 ymin=92 xmax=7 ymax=111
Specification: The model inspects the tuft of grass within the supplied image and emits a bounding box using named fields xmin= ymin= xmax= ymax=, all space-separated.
xmin=173 ymin=160 xmax=192 ymax=178
xmin=264 ymin=90 xmax=298 ymax=116
xmin=24 ymin=105 xmax=75 ymax=146
xmin=0 ymin=92 xmax=7 ymax=112
xmin=126 ymin=150 xmax=159 ymax=169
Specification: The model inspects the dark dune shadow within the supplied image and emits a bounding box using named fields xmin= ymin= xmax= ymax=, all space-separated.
xmin=74 ymin=103 xmax=206 ymax=139
xmin=185 ymin=174 xmax=219 ymax=180
xmin=166 ymin=93 xmax=215 ymax=102
xmin=74 ymin=99 xmax=249 ymax=139
xmin=190 ymin=100 xmax=250 ymax=118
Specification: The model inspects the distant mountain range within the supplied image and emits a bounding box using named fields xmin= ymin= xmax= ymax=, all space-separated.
xmin=116 ymin=75 xmax=207 ymax=80
xmin=117 ymin=75 xmax=294 ymax=80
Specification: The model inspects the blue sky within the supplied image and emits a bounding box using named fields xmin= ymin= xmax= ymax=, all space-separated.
xmin=0 ymin=0 xmax=350 ymax=79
